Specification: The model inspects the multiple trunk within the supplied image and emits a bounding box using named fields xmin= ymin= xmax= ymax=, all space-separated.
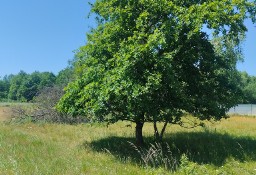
xmin=154 ymin=121 xmax=168 ymax=142
xmin=135 ymin=118 xmax=168 ymax=146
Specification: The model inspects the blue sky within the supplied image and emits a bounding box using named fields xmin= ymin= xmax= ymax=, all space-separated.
xmin=0 ymin=0 xmax=92 ymax=78
xmin=0 ymin=1 xmax=255 ymax=78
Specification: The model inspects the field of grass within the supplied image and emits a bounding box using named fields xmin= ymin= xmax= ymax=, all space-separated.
xmin=1 ymin=105 xmax=256 ymax=174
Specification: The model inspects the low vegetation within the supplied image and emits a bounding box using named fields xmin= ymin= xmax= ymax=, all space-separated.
xmin=1 ymin=105 xmax=256 ymax=174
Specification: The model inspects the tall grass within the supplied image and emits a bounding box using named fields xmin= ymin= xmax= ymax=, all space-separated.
xmin=0 ymin=115 xmax=256 ymax=174
xmin=0 ymin=122 xmax=161 ymax=174
xmin=129 ymin=141 xmax=179 ymax=171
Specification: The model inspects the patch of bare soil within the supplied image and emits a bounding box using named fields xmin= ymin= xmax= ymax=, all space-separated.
xmin=0 ymin=107 xmax=13 ymax=122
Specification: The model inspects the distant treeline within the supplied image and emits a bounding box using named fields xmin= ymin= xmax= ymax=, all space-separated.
xmin=240 ymin=72 xmax=256 ymax=104
xmin=0 ymin=69 xmax=255 ymax=104
xmin=0 ymin=67 xmax=73 ymax=102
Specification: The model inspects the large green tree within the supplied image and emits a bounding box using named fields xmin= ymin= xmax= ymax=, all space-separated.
xmin=57 ymin=0 xmax=256 ymax=145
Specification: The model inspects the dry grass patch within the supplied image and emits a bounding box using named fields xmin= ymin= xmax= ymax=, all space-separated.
xmin=0 ymin=106 xmax=13 ymax=122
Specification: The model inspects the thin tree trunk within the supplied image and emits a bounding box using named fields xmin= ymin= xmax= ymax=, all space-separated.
xmin=159 ymin=121 xmax=168 ymax=140
xmin=135 ymin=121 xmax=144 ymax=146
xmin=153 ymin=121 xmax=160 ymax=141
xmin=153 ymin=121 xmax=168 ymax=141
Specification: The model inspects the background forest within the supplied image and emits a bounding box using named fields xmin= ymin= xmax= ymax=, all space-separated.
xmin=0 ymin=68 xmax=255 ymax=104
xmin=0 ymin=66 xmax=73 ymax=102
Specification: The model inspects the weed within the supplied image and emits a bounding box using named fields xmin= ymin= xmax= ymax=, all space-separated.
xmin=129 ymin=142 xmax=179 ymax=171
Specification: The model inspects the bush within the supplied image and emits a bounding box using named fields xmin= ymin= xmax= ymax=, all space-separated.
xmin=11 ymin=86 xmax=88 ymax=124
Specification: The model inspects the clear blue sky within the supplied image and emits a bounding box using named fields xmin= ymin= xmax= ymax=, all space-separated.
xmin=0 ymin=0 xmax=93 ymax=78
xmin=0 ymin=1 xmax=255 ymax=78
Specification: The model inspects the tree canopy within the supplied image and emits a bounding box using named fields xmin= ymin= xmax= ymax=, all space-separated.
xmin=57 ymin=0 xmax=256 ymax=145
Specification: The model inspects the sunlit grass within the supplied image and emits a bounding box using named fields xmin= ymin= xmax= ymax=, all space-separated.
xmin=0 ymin=112 xmax=256 ymax=174
xmin=0 ymin=122 xmax=161 ymax=174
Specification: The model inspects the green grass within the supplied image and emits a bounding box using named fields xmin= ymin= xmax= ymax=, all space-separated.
xmin=0 ymin=116 xmax=256 ymax=174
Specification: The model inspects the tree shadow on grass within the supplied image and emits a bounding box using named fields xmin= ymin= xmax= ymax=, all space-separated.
xmin=84 ymin=131 xmax=256 ymax=167
xmin=83 ymin=136 xmax=144 ymax=164
xmin=164 ymin=131 xmax=256 ymax=166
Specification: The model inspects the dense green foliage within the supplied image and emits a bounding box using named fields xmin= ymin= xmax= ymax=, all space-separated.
xmin=0 ymin=66 xmax=74 ymax=102
xmin=57 ymin=0 xmax=256 ymax=144
xmin=0 ymin=75 xmax=12 ymax=100
xmin=240 ymin=71 xmax=256 ymax=104
xmin=55 ymin=66 xmax=75 ymax=87
xmin=7 ymin=71 xmax=56 ymax=101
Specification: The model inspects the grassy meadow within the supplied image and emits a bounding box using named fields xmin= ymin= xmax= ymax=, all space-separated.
xmin=0 ymin=104 xmax=256 ymax=174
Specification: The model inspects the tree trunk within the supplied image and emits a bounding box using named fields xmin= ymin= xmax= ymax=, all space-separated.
xmin=159 ymin=121 xmax=168 ymax=140
xmin=153 ymin=121 xmax=168 ymax=142
xmin=135 ymin=121 xmax=144 ymax=146
xmin=154 ymin=121 xmax=160 ymax=141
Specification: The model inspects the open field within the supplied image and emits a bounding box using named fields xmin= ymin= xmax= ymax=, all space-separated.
xmin=1 ymin=105 xmax=256 ymax=174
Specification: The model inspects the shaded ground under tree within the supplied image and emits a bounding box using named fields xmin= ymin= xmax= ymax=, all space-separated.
xmin=85 ymin=131 xmax=256 ymax=168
